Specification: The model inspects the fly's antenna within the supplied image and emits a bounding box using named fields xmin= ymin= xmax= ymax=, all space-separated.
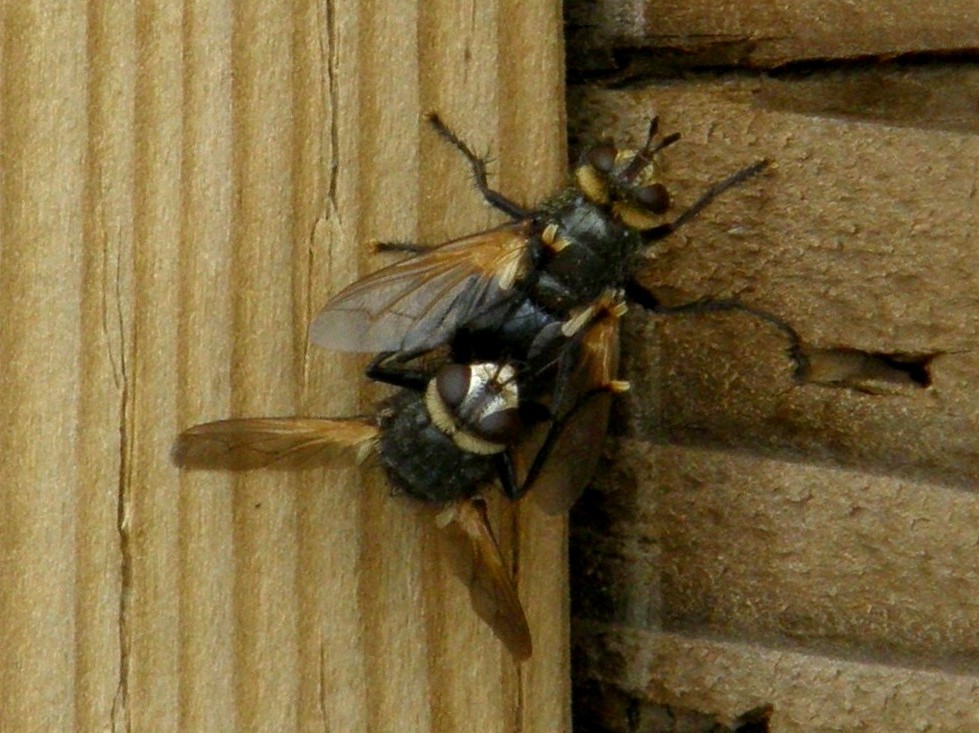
xmin=621 ymin=116 xmax=681 ymax=183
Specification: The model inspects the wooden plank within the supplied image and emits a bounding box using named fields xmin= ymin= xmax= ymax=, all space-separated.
xmin=568 ymin=75 xmax=979 ymax=730
xmin=570 ymin=76 xmax=979 ymax=484
xmin=576 ymin=628 xmax=979 ymax=732
xmin=0 ymin=5 xmax=90 ymax=731
xmin=0 ymin=1 xmax=569 ymax=730
xmin=566 ymin=0 xmax=979 ymax=73
xmin=582 ymin=443 xmax=979 ymax=664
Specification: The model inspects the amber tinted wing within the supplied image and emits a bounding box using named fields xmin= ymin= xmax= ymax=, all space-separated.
xmin=517 ymin=303 xmax=622 ymax=515
xmin=172 ymin=417 xmax=378 ymax=471
xmin=309 ymin=223 xmax=533 ymax=354
xmin=437 ymin=498 xmax=532 ymax=661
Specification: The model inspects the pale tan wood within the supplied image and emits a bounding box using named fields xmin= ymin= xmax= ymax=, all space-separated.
xmin=0 ymin=5 xmax=91 ymax=731
xmin=569 ymin=76 xmax=979 ymax=730
xmin=0 ymin=1 xmax=569 ymax=731
xmin=567 ymin=0 xmax=979 ymax=72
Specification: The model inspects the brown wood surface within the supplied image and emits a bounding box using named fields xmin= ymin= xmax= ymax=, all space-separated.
xmin=0 ymin=2 xmax=569 ymax=731
xmin=568 ymin=71 xmax=979 ymax=731
xmin=567 ymin=0 xmax=979 ymax=73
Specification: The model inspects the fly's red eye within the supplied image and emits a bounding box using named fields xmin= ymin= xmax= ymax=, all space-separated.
xmin=586 ymin=145 xmax=617 ymax=173
xmin=435 ymin=364 xmax=471 ymax=410
xmin=634 ymin=183 xmax=670 ymax=214
xmin=475 ymin=408 xmax=521 ymax=443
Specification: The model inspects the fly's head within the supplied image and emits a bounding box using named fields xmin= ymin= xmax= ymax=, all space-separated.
xmin=425 ymin=362 xmax=522 ymax=456
xmin=573 ymin=117 xmax=679 ymax=233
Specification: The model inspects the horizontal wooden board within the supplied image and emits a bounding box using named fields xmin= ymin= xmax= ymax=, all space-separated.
xmin=569 ymin=72 xmax=979 ymax=731
xmin=566 ymin=0 xmax=979 ymax=73
xmin=581 ymin=442 xmax=979 ymax=667
xmin=575 ymin=627 xmax=979 ymax=732
xmin=569 ymin=76 xmax=979 ymax=485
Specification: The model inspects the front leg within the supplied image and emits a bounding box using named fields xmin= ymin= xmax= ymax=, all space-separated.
xmin=365 ymin=351 xmax=432 ymax=391
xmin=425 ymin=112 xmax=530 ymax=220
xmin=494 ymin=451 xmax=524 ymax=501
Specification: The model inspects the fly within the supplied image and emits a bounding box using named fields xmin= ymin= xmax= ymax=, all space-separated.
xmin=173 ymin=294 xmax=626 ymax=660
xmin=309 ymin=112 xmax=768 ymax=367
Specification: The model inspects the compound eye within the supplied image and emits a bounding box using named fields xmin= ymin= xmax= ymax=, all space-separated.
xmin=634 ymin=182 xmax=670 ymax=214
xmin=475 ymin=407 xmax=521 ymax=444
xmin=435 ymin=364 xmax=471 ymax=410
xmin=586 ymin=144 xmax=617 ymax=173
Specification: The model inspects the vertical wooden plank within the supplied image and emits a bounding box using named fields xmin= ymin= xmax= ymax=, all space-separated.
xmin=348 ymin=4 xmax=433 ymax=730
xmin=226 ymin=3 xmax=303 ymax=731
xmin=78 ymin=0 xmax=134 ymax=729
xmin=0 ymin=1 xmax=569 ymax=730
xmin=0 ymin=3 xmax=87 ymax=731
xmin=177 ymin=2 xmax=236 ymax=730
xmin=293 ymin=5 xmax=372 ymax=732
xmin=125 ymin=1 xmax=185 ymax=728
xmin=290 ymin=4 xmax=366 ymax=732
xmin=297 ymin=2 xmax=571 ymax=731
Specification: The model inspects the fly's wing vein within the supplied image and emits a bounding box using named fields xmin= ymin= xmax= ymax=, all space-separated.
xmin=172 ymin=417 xmax=378 ymax=471
xmin=310 ymin=224 xmax=532 ymax=354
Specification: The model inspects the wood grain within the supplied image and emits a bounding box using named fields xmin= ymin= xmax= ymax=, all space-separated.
xmin=0 ymin=2 xmax=568 ymax=731
xmin=568 ymin=71 xmax=979 ymax=731
xmin=566 ymin=0 xmax=979 ymax=74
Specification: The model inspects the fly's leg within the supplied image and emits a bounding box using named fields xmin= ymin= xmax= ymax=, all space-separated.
xmin=495 ymin=452 xmax=522 ymax=500
xmin=371 ymin=240 xmax=434 ymax=255
xmin=425 ymin=112 xmax=530 ymax=220
xmin=366 ymin=351 xmax=433 ymax=391
xmin=642 ymin=159 xmax=770 ymax=242
xmin=624 ymin=280 xmax=807 ymax=378
xmin=492 ymin=399 xmax=554 ymax=501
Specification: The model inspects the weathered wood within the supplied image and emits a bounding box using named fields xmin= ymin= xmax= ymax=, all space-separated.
xmin=566 ymin=0 xmax=979 ymax=73
xmin=570 ymin=75 xmax=979 ymax=484
xmin=576 ymin=627 xmax=979 ymax=730
xmin=0 ymin=1 xmax=568 ymax=730
xmin=569 ymin=73 xmax=979 ymax=731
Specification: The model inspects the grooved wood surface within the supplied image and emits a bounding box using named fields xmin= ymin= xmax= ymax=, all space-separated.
xmin=0 ymin=2 xmax=568 ymax=730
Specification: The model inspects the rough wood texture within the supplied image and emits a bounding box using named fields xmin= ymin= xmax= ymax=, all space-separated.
xmin=566 ymin=0 xmax=979 ymax=74
xmin=568 ymin=70 xmax=979 ymax=731
xmin=0 ymin=2 xmax=568 ymax=730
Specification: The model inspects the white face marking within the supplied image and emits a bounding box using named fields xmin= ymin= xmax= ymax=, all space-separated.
xmin=424 ymin=362 xmax=519 ymax=455
xmin=460 ymin=363 xmax=518 ymax=424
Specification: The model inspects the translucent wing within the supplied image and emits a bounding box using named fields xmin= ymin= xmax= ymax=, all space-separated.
xmin=437 ymin=498 xmax=532 ymax=661
xmin=172 ymin=417 xmax=378 ymax=471
xmin=516 ymin=298 xmax=624 ymax=514
xmin=310 ymin=223 xmax=533 ymax=354
xmin=524 ymin=392 xmax=614 ymax=515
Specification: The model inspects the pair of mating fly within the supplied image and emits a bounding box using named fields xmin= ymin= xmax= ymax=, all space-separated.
xmin=173 ymin=113 xmax=769 ymax=660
